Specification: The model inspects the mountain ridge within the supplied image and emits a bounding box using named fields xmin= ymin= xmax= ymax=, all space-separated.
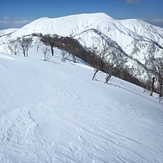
xmin=0 ymin=12 xmax=163 ymax=82
xmin=1 ymin=12 xmax=162 ymax=40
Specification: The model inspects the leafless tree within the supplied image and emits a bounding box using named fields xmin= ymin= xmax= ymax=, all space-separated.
xmin=40 ymin=34 xmax=59 ymax=56
xmin=145 ymin=55 xmax=163 ymax=97
xmin=36 ymin=41 xmax=43 ymax=52
xmin=150 ymin=76 xmax=155 ymax=96
xmin=72 ymin=54 xmax=76 ymax=63
xmin=68 ymin=35 xmax=77 ymax=63
xmin=91 ymin=39 xmax=109 ymax=80
xmin=41 ymin=46 xmax=50 ymax=61
xmin=63 ymin=37 xmax=77 ymax=63
xmin=7 ymin=39 xmax=19 ymax=55
xmin=91 ymin=38 xmax=127 ymax=82
xmin=61 ymin=50 xmax=67 ymax=62
xmin=104 ymin=51 xmax=127 ymax=84
xmin=156 ymin=59 xmax=163 ymax=97
xmin=17 ymin=36 xmax=33 ymax=57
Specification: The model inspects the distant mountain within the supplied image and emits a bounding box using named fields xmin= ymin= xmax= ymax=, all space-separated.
xmin=0 ymin=28 xmax=18 ymax=38
xmin=0 ymin=13 xmax=163 ymax=81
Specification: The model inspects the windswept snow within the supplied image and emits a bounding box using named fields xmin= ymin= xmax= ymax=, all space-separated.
xmin=0 ymin=50 xmax=163 ymax=163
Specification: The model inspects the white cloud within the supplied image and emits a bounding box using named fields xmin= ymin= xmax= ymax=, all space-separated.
xmin=13 ymin=20 xmax=31 ymax=25
xmin=150 ymin=19 xmax=163 ymax=23
xmin=3 ymin=16 xmax=10 ymax=20
xmin=0 ymin=17 xmax=32 ymax=29
xmin=144 ymin=18 xmax=163 ymax=28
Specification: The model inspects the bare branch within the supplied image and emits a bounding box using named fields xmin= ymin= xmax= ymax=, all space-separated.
xmin=41 ymin=46 xmax=50 ymax=61
xmin=7 ymin=39 xmax=19 ymax=55
xmin=17 ymin=36 xmax=33 ymax=57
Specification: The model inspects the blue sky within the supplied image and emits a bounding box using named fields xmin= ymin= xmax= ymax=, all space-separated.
xmin=0 ymin=0 xmax=163 ymax=29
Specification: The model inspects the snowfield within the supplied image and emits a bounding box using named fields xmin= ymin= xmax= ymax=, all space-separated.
xmin=0 ymin=50 xmax=163 ymax=163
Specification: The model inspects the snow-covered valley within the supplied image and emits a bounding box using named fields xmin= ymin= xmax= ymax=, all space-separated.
xmin=0 ymin=49 xmax=163 ymax=163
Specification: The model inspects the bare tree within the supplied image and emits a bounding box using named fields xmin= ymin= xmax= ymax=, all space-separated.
xmin=68 ymin=35 xmax=76 ymax=63
xmin=72 ymin=54 xmax=76 ymax=63
xmin=104 ymin=51 xmax=127 ymax=84
xmin=156 ymin=59 xmax=163 ymax=97
xmin=145 ymin=55 xmax=163 ymax=97
xmin=17 ymin=36 xmax=33 ymax=57
xmin=7 ymin=39 xmax=19 ymax=55
xmin=91 ymin=38 xmax=127 ymax=82
xmin=41 ymin=46 xmax=50 ymax=61
xmin=40 ymin=34 xmax=59 ymax=56
xmin=36 ymin=41 xmax=43 ymax=52
xmin=61 ymin=50 xmax=67 ymax=62
xmin=91 ymin=39 xmax=109 ymax=80
xmin=63 ymin=37 xmax=77 ymax=63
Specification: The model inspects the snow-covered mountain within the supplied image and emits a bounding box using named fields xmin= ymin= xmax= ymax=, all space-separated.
xmin=0 ymin=51 xmax=163 ymax=163
xmin=0 ymin=13 xmax=163 ymax=80
xmin=0 ymin=28 xmax=18 ymax=37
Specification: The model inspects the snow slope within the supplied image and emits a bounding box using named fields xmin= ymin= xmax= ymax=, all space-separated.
xmin=119 ymin=19 xmax=163 ymax=42
xmin=0 ymin=50 xmax=163 ymax=163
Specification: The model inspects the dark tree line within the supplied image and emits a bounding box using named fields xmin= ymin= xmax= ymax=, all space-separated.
xmin=39 ymin=34 xmax=142 ymax=86
xmin=39 ymin=33 xmax=163 ymax=97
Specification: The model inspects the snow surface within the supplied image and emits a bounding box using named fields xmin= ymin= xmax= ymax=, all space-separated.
xmin=0 ymin=49 xmax=163 ymax=163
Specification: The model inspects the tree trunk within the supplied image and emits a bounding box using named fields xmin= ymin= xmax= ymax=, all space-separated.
xmin=72 ymin=55 xmax=76 ymax=63
xmin=104 ymin=74 xmax=112 ymax=84
xmin=150 ymin=77 xmax=155 ymax=96
xmin=158 ymin=72 xmax=163 ymax=97
xmin=51 ymin=46 xmax=54 ymax=56
xmin=159 ymin=83 xmax=162 ymax=97
xmin=23 ymin=49 xmax=25 ymax=57
xmin=92 ymin=69 xmax=98 ymax=80
xmin=26 ymin=50 xmax=28 ymax=57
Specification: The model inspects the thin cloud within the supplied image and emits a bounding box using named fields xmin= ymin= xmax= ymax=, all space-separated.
xmin=150 ymin=19 xmax=163 ymax=28
xmin=3 ymin=16 xmax=10 ymax=20
xmin=150 ymin=19 xmax=163 ymax=23
xmin=143 ymin=18 xmax=163 ymax=28
xmin=0 ymin=16 xmax=10 ymax=25
xmin=13 ymin=20 xmax=31 ymax=25
xmin=0 ymin=17 xmax=32 ymax=29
